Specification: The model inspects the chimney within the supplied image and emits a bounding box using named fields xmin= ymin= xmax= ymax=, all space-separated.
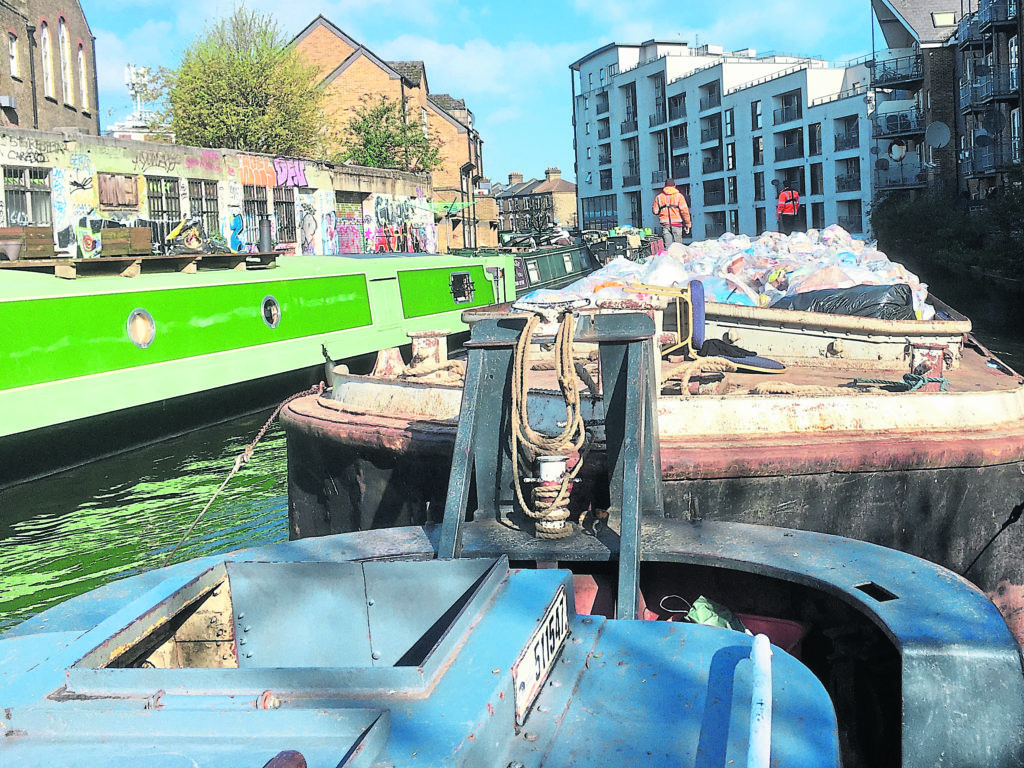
xmin=544 ymin=167 xmax=561 ymax=181
xmin=508 ymin=172 xmax=524 ymax=185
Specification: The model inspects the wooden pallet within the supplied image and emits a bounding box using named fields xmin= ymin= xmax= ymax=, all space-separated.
xmin=0 ymin=252 xmax=278 ymax=279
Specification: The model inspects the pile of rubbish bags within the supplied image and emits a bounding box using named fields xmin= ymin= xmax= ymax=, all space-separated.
xmin=527 ymin=225 xmax=933 ymax=321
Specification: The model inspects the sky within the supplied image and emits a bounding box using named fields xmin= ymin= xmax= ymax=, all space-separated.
xmin=82 ymin=0 xmax=878 ymax=187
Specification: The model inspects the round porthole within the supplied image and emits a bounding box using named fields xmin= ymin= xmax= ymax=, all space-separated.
xmin=127 ymin=308 xmax=156 ymax=349
xmin=261 ymin=295 xmax=281 ymax=329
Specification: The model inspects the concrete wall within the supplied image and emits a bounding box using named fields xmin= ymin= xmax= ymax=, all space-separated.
xmin=0 ymin=126 xmax=439 ymax=257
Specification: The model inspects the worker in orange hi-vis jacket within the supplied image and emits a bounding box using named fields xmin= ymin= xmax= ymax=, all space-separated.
xmin=776 ymin=181 xmax=801 ymax=235
xmin=652 ymin=178 xmax=691 ymax=248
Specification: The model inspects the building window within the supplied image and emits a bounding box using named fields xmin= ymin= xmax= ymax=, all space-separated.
xmin=146 ymin=176 xmax=181 ymax=222
xmin=8 ymin=33 xmax=17 ymax=78
xmin=188 ymin=179 xmax=219 ymax=239
xmin=752 ymin=136 xmax=764 ymax=166
xmin=97 ymin=172 xmax=138 ymax=208
xmin=724 ymin=108 xmax=735 ymax=138
xmin=58 ymin=18 xmax=71 ymax=104
xmin=728 ymin=209 xmax=739 ymax=234
xmin=243 ymin=184 xmax=268 ymax=247
xmin=727 ymin=176 xmax=738 ymax=205
xmin=812 ymin=202 xmax=825 ymax=229
xmin=40 ymin=22 xmax=53 ymax=98
xmin=581 ymin=194 xmax=618 ymax=230
xmin=755 ymin=207 xmax=767 ymax=234
xmin=808 ymin=123 xmax=823 ymax=155
xmin=726 ymin=142 xmax=736 ymax=171
xmin=3 ymin=166 xmax=51 ymax=225
xmin=753 ymin=171 xmax=764 ymax=201
xmin=810 ymin=163 xmax=824 ymax=195
xmin=78 ymin=44 xmax=87 ymax=109
xmin=751 ymin=100 xmax=761 ymax=130
xmin=273 ymin=187 xmax=296 ymax=242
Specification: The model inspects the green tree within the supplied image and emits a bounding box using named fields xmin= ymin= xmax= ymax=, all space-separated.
xmin=166 ymin=7 xmax=331 ymax=156
xmin=341 ymin=95 xmax=443 ymax=173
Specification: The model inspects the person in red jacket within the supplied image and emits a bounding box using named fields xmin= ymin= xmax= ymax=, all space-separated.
xmin=776 ymin=181 xmax=801 ymax=235
xmin=652 ymin=178 xmax=691 ymax=247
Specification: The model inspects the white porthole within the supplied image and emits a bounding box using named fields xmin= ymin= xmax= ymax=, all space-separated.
xmin=261 ymin=295 xmax=281 ymax=328
xmin=127 ymin=308 xmax=155 ymax=349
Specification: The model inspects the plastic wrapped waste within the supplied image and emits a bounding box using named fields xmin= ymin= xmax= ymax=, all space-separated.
xmin=771 ymin=284 xmax=916 ymax=320
xmin=528 ymin=226 xmax=935 ymax=320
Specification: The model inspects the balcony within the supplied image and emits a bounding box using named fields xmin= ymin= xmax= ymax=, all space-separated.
xmin=872 ymin=108 xmax=925 ymax=138
xmin=700 ymin=126 xmax=721 ymax=143
xmin=772 ymin=105 xmax=802 ymax=125
xmin=704 ymin=190 xmax=725 ymax=206
xmin=671 ymin=159 xmax=690 ymax=179
xmin=600 ymin=176 xmax=613 ymax=191
xmin=979 ymin=0 xmax=1017 ymax=28
xmin=652 ymin=169 xmax=669 ymax=184
xmin=871 ymin=53 xmax=924 ymax=87
xmin=596 ymin=97 xmax=609 ymax=115
xmin=669 ymin=101 xmax=686 ymax=121
xmin=836 ymin=173 xmax=862 ymax=193
xmin=774 ymin=143 xmax=804 ymax=162
xmin=834 ymin=131 xmax=860 ymax=152
xmin=598 ymin=152 xmax=611 ymax=166
xmin=699 ymin=93 xmax=721 ymax=111
xmin=670 ymin=126 xmax=688 ymax=147
xmin=705 ymin=223 xmax=727 ymax=238
xmin=875 ymin=161 xmax=928 ymax=190
xmin=958 ymin=13 xmax=982 ymax=47
xmin=963 ymin=139 xmax=1021 ymax=176
xmin=620 ymin=116 xmax=638 ymax=134
xmin=649 ymin=108 xmax=667 ymax=127
xmin=702 ymin=156 xmax=724 ymax=174
xmin=597 ymin=125 xmax=611 ymax=140
xmin=622 ymin=160 xmax=640 ymax=187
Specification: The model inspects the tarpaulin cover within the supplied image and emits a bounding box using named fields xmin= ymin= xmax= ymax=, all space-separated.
xmin=771 ymin=283 xmax=916 ymax=320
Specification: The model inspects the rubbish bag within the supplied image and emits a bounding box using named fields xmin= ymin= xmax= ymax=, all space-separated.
xmin=686 ymin=595 xmax=749 ymax=632
xmin=771 ymin=283 xmax=916 ymax=320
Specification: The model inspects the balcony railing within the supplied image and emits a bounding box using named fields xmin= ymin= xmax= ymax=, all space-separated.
xmin=699 ymin=93 xmax=721 ymax=111
xmin=652 ymin=169 xmax=668 ymax=184
xmin=872 ymin=109 xmax=925 ymax=138
xmin=669 ymin=101 xmax=686 ymax=121
xmin=963 ymin=138 xmax=1022 ymax=175
xmin=775 ymin=143 xmax=804 ymax=162
xmin=598 ymin=153 xmax=611 ymax=166
xmin=958 ymin=13 xmax=981 ymax=45
xmin=700 ymin=126 xmax=721 ymax=143
xmin=620 ymin=117 xmax=638 ymax=134
xmin=671 ymin=160 xmax=690 ymax=179
xmin=670 ymin=126 xmax=688 ymax=146
xmin=772 ymin=105 xmax=801 ymax=125
xmin=836 ymin=173 xmax=862 ymax=193
xmin=702 ymin=156 xmax=724 ymax=173
xmin=875 ymin=162 xmax=928 ymax=189
xmin=871 ymin=53 xmax=923 ymax=86
xmin=979 ymin=0 xmax=1016 ymax=27
xmin=705 ymin=223 xmax=727 ymax=238
xmin=704 ymin=190 xmax=725 ymax=206
xmin=597 ymin=125 xmax=611 ymax=140
xmin=650 ymin=108 xmax=667 ymax=127
xmin=622 ymin=160 xmax=640 ymax=187
xmin=834 ymin=131 xmax=860 ymax=151
xmin=600 ymin=176 xmax=613 ymax=191
xmin=596 ymin=98 xmax=609 ymax=115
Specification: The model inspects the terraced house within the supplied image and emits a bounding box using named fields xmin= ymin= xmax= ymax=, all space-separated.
xmin=293 ymin=16 xmax=491 ymax=250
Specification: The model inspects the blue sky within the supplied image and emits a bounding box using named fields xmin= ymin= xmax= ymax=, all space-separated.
xmin=83 ymin=0 xmax=877 ymax=186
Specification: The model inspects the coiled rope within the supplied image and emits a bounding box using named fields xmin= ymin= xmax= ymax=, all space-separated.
xmin=511 ymin=312 xmax=587 ymax=538
xmin=853 ymin=373 xmax=950 ymax=392
xmin=160 ymin=382 xmax=324 ymax=568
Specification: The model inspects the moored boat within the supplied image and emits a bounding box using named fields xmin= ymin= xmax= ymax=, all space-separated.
xmin=281 ymin=237 xmax=1024 ymax=648
xmin=2 ymin=310 xmax=1022 ymax=767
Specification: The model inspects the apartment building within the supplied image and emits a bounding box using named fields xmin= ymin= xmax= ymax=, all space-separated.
xmin=292 ymin=16 xmax=492 ymax=250
xmin=571 ymin=41 xmax=872 ymax=239
xmin=495 ymin=168 xmax=578 ymax=231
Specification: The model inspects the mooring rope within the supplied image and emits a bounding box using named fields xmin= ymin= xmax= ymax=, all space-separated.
xmin=510 ymin=312 xmax=588 ymax=539
xmin=853 ymin=373 xmax=950 ymax=392
xmin=160 ymin=382 xmax=324 ymax=568
xmin=660 ymin=356 xmax=738 ymax=392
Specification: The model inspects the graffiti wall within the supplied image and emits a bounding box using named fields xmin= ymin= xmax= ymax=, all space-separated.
xmin=0 ymin=127 xmax=439 ymax=257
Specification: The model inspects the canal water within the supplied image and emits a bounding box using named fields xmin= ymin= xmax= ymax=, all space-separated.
xmin=2 ymin=265 xmax=1022 ymax=634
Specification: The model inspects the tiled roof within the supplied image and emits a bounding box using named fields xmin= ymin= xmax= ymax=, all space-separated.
xmin=874 ymin=0 xmax=957 ymax=46
xmin=386 ymin=61 xmax=426 ymax=86
xmin=429 ymin=93 xmax=467 ymax=112
xmin=534 ymin=179 xmax=576 ymax=193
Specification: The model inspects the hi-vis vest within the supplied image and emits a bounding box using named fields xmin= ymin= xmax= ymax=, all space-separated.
xmin=777 ymin=189 xmax=800 ymax=216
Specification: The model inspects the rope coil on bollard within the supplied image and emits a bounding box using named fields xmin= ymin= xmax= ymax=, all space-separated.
xmin=510 ymin=312 xmax=589 ymax=539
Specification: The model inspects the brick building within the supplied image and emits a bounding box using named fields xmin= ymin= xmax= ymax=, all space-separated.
xmin=496 ymin=168 xmax=578 ymax=231
xmin=0 ymin=0 xmax=98 ymax=134
xmin=292 ymin=16 xmax=492 ymax=250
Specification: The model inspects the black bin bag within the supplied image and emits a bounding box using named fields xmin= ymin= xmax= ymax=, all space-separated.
xmin=772 ymin=283 xmax=915 ymax=320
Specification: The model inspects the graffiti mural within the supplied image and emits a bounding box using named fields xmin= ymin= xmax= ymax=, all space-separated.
xmin=274 ymin=158 xmax=308 ymax=187
xmin=299 ymin=202 xmax=317 ymax=254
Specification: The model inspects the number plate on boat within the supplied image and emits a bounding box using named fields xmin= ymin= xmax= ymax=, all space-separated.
xmin=512 ymin=585 xmax=569 ymax=724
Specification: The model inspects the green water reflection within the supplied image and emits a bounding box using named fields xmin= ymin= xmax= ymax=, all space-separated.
xmin=0 ymin=412 xmax=289 ymax=633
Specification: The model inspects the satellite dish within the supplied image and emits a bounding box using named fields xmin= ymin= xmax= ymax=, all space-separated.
xmin=888 ymin=139 xmax=908 ymax=161
xmin=925 ymin=121 xmax=951 ymax=148
xmin=983 ymin=109 xmax=1005 ymax=134
xmin=975 ymin=131 xmax=992 ymax=147
xmin=875 ymin=158 xmax=890 ymax=170
xmin=976 ymin=63 xmax=991 ymax=77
